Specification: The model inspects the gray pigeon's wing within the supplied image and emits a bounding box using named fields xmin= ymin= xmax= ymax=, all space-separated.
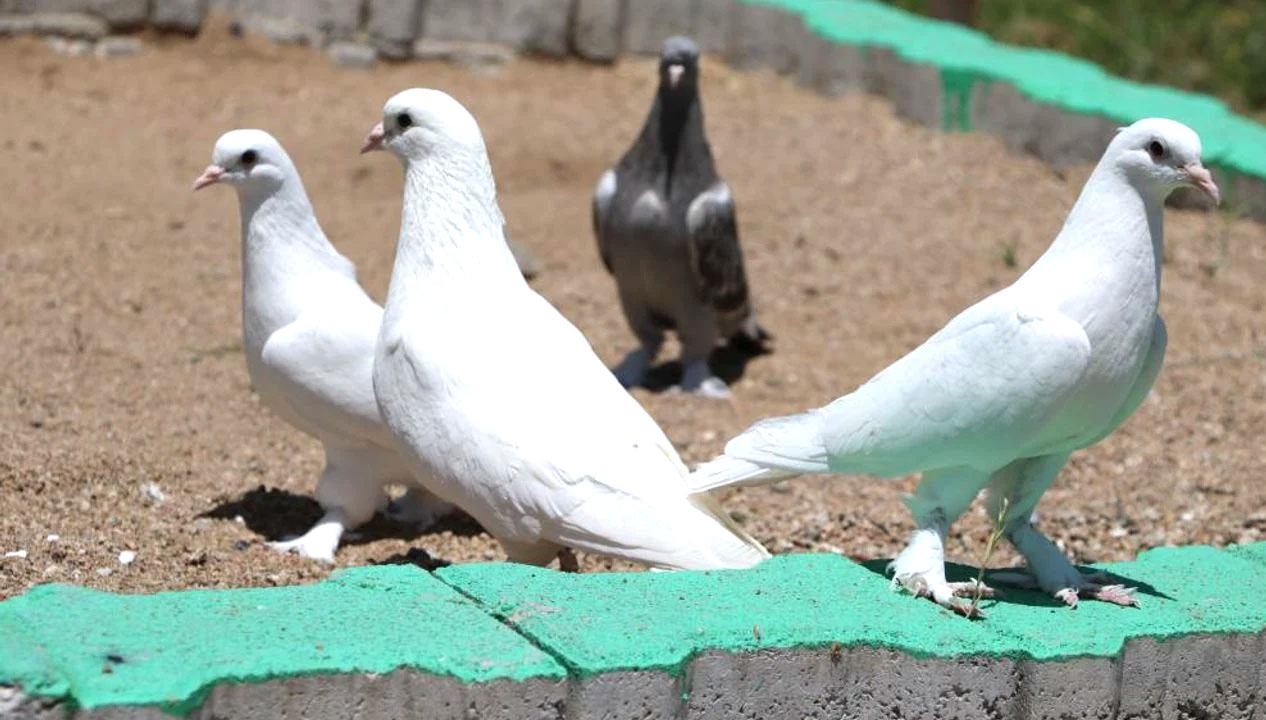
xmin=592 ymin=169 xmax=617 ymax=274
xmin=686 ymin=181 xmax=749 ymax=316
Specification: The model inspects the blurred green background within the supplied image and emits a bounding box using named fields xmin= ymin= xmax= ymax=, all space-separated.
xmin=884 ymin=0 xmax=1266 ymax=117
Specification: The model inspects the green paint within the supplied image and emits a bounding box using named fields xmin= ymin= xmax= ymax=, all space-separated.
xmin=743 ymin=0 xmax=1266 ymax=183
xmin=439 ymin=544 xmax=1266 ymax=677
xmin=0 ymin=565 xmax=564 ymax=715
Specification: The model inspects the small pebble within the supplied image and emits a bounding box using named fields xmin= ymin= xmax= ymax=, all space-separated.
xmin=141 ymin=482 xmax=166 ymax=504
xmin=118 ymin=550 xmax=136 ymax=565
xmin=96 ymin=567 xmax=113 ymax=576
xmin=46 ymin=534 xmax=59 ymax=543
xmin=4 ymin=550 xmax=28 ymax=559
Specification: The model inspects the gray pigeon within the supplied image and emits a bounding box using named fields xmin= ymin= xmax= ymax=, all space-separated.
xmin=593 ymin=36 xmax=767 ymax=398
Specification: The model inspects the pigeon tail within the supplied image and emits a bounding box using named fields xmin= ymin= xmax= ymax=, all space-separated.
xmin=725 ymin=314 xmax=772 ymax=355
xmin=690 ymin=411 xmax=828 ymax=491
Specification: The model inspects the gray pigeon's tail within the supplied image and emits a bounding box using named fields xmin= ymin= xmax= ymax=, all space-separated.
xmin=725 ymin=314 xmax=772 ymax=355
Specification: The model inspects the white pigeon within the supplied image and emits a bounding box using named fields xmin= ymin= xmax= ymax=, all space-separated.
xmin=361 ymin=89 xmax=769 ymax=570
xmin=691 ymin=118 xmax=1219 ymax=615
xmin=194 ymin=129 xmax=453 ymax=562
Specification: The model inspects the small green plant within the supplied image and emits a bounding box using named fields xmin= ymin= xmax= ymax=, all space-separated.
xmin=968 ymin=495 xmax=1009 ymax=618
xmin=998 ymin=240 xmax=1019 ymax=269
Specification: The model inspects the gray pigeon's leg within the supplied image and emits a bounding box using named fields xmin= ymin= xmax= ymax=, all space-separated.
xmin=889 ymin=466 xmax=994 ymax=617
xmin=612 ymin=290 xmax=664 ymax=389
xmin=986 ymin=454 xmax=1139 ymax=608
xmin=270 ymin=446 xmax=383 ymax=563
xmin=678 ymin=308 xmax=727 ymax=398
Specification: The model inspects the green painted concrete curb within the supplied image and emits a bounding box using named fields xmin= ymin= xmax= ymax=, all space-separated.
xmin=3 ymin=544 xmax=1265 ymax=715
xmin=438 ymin=543 xmax=1266 ymax=677
xmin=746 ymin=0 xmax=1266 ymax=181
xmin=0 ymin=565 xmax=565 ymax=715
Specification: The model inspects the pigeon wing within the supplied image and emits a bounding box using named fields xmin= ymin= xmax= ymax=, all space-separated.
xmin=592 ymin=169 xmax=617 ymax=274
xmin=259 ymin=302 xmax=390 ymax=448
xmin=685 ymin=181 xmax=751 ymax=317
xmin=815 ymin=298 xmax=1094 ymax=477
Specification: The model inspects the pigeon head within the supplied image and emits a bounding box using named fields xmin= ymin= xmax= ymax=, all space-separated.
xmin=659 ymin=36 xmax=700 ymax=92
xmin=1107 ymin=118 xmax=1219 ymax=206
xmin=360 ymin=88 xmax=486 ymax=164
xmin=193 ymin=129 xmax=292 ymax=195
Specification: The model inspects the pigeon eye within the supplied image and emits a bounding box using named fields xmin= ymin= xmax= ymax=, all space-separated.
xmin=397 ymin=113 xmax=413 ymax=129
xmin=1146 ymin=140 xmax=1165 ymax=161
xmin=241 ymin=150 xmax=258 ymax=166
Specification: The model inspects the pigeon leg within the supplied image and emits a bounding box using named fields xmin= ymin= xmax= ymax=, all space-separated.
xmin=384 ymin=486 xmax=458 ymax=530
xmin=889 ymin=467 xmax=991 ymax=617
xmin=612 ymin=295 xmax=664 ymax=389
xmin=986 ymin=453 xmax=1137 ymax=608
xmin=678 ymin=311 xmax=728 ymax=398
xmin=271 ymin=446 xmax=388 ymax=562
xmin=270 ymin=509 xmax=348 ymax=563
xmin=681 ymin=359 xmax=729 ymax=398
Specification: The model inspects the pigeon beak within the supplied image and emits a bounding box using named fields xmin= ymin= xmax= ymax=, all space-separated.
xmin=361 ymin=122 xmax=385 ymax=154
xmin=1184 ymin=163 xmax=1221 ymax=206
xmin=667 ymin=64 xmax=684 ymax=88
xmin=192 ymin=165 xmax=226 ymax=191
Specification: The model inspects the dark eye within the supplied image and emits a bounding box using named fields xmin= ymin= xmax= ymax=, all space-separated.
xmin=1146 ymin=140 xmax=1165 ymax=160
xmin=241 ymin=149 xmax=258 ymax=166
xmin=397 ymin=112 xmax=413 ymax=129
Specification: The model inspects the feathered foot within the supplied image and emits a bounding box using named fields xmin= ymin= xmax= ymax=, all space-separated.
xmin=680 ymin=359 xmax=730 ymax=399
xmin=269 ymin=510 xmax=347 ymax=563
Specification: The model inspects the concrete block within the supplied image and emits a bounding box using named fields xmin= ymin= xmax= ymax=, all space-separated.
xmin=149 ymin=0 xmax=207 ymax=34
xmin=0 ymin=566 xmax=566 ymax=714
xmin=20 ymin=0 xmax=148 ymax=29
xmin=367 ymin=0 xmax=421 ymax=58
xmin=725 ymin=2 xmax=799 ymax=74
xmin=622 ymin=0 xmax=694 ymax=56
xmin=567 ymin=671 xmax=682 ymax=720
xmin=328 ymin=40 xmax=376 ymax=68
xmin=686 ymin=647 xmax=1019 ymax=720
xmin=1230 ymin=171 xmax=1266 ymax=223
xmin=870 ymin=48 xmax=942 ymax=128
xmin=970 ymin=80 xmax=1046 ymax=156
xmin=412 ymin=39 xmax=514 ymax=68
xmin=1032 ymin=107 xmax=1119 ymax=169
xmin=495 ymin=0 xmax=571 ymax=56
xmin=795 ymin=23 xmax=872 ymax=97
xmin=232 ymin=0 xmax=363 ymax=45
xmin=1011 ymin=657 xmax=1120 ymax=719
xmin=1 ymin=12 xmax=108 ymax=38
xmin=420 ymin=0 xmax=497 ymax=43
xmin=692 ymin=0 xmax=731 ymax=56
xmin=93 ymin=34 xmax=142 ymax=57
xmin=570 ymin=0 xmax=622 ymax=63
xmin=1118 ymin=633 xmax=1265 ymax=719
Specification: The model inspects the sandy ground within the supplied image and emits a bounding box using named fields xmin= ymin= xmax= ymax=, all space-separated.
xmin=2 ymin=24 xmax=1264 ymax=599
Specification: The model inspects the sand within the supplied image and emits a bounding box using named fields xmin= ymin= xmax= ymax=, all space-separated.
xmin=2 ymin=24 xmax=1264 ymax=598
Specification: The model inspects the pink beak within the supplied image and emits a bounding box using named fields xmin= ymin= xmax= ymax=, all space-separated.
xmin=192 ymin=165 xmax=226 ymax=191
xmin=667 ymin=64 xmax=684 ymax=88
xmin=360 ymin=122 xmax=385 ymax=154
xmin=1185 ymin=163 xmax=1221 ymax=206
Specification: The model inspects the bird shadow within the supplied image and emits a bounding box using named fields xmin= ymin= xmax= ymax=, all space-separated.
xmin=858 ymin=558 xmax=1173 ymax=610
xmin=640 ymin=335 xmax=774 ymax=393
xmin=199 ymin=485 xmax=485 ymax=547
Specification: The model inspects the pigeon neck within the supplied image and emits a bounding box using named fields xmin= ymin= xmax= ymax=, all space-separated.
xmin=387 ymin=150 xmax=519 ymax=299
xmin=237 ymin=179 xmax=332 ymax=259
xmin=1052 ymin=163 xmax=1164 ymax=265
xmin=633 ymin=86 xmax=712 ymax=192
